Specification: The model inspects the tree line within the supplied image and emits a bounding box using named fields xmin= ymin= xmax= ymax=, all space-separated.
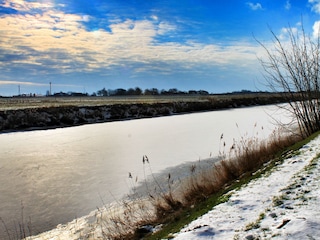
xmin=51 ymin=88 xmax=209 ymax=97
xmin=92 ymin=87 xmax=210 ymax=96
xmin=49 ymin=88 xmax=258 ymax=97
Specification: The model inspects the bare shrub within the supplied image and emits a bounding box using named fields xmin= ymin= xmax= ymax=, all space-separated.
xmin=89 ymin=197 xmax=155 ymax=239
xmin=257 ymin=22 xmax=320 ymax=137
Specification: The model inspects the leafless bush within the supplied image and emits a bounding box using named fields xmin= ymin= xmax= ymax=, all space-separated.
xmin=257 ymin=22 xmax=320 ymax=137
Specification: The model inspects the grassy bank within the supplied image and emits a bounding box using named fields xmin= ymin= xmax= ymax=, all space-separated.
xmin=86 ymin=129 xmax=317 ymax=239
xmin=144 ymin=131 xmax=319 ymax=239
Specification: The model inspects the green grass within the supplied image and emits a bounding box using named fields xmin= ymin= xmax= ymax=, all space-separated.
xmin=145 ymin=190 xmax=235 ymax=240
xmin=146 ymin=176 xmax=264 ymax=239
xmin=303 ymin=153 xmax=320 ymax=173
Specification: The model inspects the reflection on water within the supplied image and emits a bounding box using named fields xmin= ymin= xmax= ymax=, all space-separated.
xmin=0 ymin=105 xmax=290 ymax=237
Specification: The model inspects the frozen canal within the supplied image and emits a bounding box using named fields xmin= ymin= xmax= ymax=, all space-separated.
xmin=0 ymin=104 xmax=291 ymax=238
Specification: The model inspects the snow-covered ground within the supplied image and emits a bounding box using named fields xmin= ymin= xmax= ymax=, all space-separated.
xmin=173 ymin=135 xmax=320 ymax=240
xmin=29 ymin=135 xmax=320 ymax=240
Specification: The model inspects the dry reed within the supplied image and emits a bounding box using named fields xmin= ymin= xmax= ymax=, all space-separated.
xmin=96 ymin=126 xmax=303 ymax=239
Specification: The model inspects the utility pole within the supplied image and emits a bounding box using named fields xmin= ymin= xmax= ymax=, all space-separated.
xmin=49 ymin=82 xmax=52 ymax=96
xmin=18 ymin=85 xmax=20 ymax=96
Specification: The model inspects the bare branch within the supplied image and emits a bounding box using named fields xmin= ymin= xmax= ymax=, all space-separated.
xmin=257 ymin=23 xmax=320 ymax=136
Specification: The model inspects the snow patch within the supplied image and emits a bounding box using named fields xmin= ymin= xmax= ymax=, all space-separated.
xmin=173 ymin=135 xmax=320 ymax=239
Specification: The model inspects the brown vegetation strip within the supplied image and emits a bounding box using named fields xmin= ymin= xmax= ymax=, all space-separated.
xmin=95 ymin=130 xmax=304 ymax=239
xmin=0 ymin=93 xmax=288 ymax=132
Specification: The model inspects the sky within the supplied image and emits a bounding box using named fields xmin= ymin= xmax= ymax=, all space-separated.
xmin=0 ymin=0 xmax=320 ymax=96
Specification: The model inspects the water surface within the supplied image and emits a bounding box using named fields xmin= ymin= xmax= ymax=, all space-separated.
xmin=0 ymin=105 xmax=290 ymax=237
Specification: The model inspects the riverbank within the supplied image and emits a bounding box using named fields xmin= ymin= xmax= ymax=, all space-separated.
xmin=172 ymin=134 xmax=320 ymax=239
xmin=26 ymin=133 xmax=320 ymax=239
xmin=0 ymin=93 xmax=287 ymax=132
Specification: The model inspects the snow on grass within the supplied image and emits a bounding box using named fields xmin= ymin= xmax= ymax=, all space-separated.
xmin=172 ymin=135 xmax=320 ymax=240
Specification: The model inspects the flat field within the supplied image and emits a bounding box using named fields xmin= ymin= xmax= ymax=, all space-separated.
xmin=0 ymin=95 xmax=207 ymax=111
xmin=0 ymin=93 xmax=282 ymax=111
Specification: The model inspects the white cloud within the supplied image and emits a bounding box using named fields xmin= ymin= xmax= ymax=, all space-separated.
xmin=278 ymin=27 xmax=298 ymax=40
xmin=157 ymin=22 xmax=176 ymax=35
xmin=309 ymin=0 xmax=320 ymax=14
xmin=313 ymin=21 xmax=320 ymax=38
xmin=246 ymin=2 xmax=263 ymax=11
xmin=0 ymin=3 xmax=261 ymax=75
xmin=3 ymin=0 xmax=55 ymax=12
xmin=150 ymin=15 xmax=159 ymax=21
xmin=81 ymin=15 xmax=91 ymax=22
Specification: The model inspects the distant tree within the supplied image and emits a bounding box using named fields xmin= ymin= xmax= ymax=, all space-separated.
xmin=188 ymin=90 xmax=198 ymax=95
xmin=127 ymin=87 xmax=142 ymax=95
xmin=144 ymin=88 xmax=159 ymax=95
xmin=160 ymin=89 xmax=168 ymax=95
xmin=114 ymin=88 xmax=127 ymax=96
xmin=241 ymin=89 xmax=252 ymax=93
xmin=97 ymin=88 xmax=108 ymax=96
xmin=127 ymin=88 xmax=136 ymax=95
xmin=108 ymin=89 xmax=116 ymax=96
xmin=134 ymin=87 xmax=143 ymax=95
xmin=168 ymin=88 xmax=178 ymax=94
xmin=198 ymin=90 xmax=209 ymax=95
xmin=258 ymin=23 xmax=320 ymax=136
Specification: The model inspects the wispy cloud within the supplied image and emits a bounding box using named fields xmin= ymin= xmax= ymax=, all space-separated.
xmin=0 ymin=0 xmax=268 ymax=97
xmin=0 ymin=80 xmax=80 ymax=88
xmin=309 ymin=0 xmax=320 ymax=14
xmin=0 ymin=1 xmax=260 ymax=78
xmin=246 ymin=2 xmax=263 ymax=11
xmin=0 ymin=80 xmax=49 ymax=86
xmin=285 ymin=0 xmax=291 ymax=10
xmin=278 ymin=26 xmax=299 ymax=41
xmin=2 ymin=0 xmax=55 ymax=11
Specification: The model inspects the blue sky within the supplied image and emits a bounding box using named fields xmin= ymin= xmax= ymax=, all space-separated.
xmin=0 ymin=0 xmax=320 ymax=96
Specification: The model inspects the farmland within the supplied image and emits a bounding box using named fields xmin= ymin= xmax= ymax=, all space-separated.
xmin=0 ymin=95 xmax=206 ymax=111
xmin=0 ymin=92 xmax=284 ymax=111
xmin=0 ymin=92 xmax=288 ymax=132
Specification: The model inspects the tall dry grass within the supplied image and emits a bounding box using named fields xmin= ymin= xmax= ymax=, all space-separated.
xmin=177 ymin=128 xmax=302 ymax=208
xmin=94 ymin=126 xmax=303 ymax=239
xmin=89 ymin=198 xmax=155 ymax=239
xmin=1 ymin=202 xmax=33 ymax=240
